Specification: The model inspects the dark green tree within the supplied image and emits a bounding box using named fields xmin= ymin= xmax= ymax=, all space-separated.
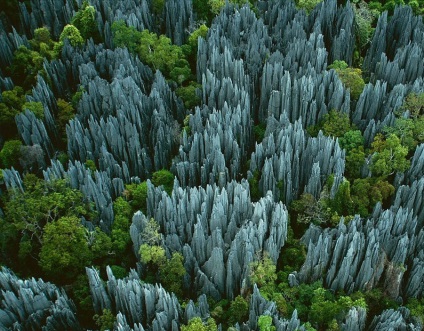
xmin=0 ymin=140 xmax=22 ymax=168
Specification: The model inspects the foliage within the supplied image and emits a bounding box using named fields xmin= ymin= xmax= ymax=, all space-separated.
xmin=160 ymin=252 xmax=186 ymax=297
xmin=176 ymin=82 xmax=201 ymax=109
xmin=0 ymin=140 xmax=22 ymax=168
xmin=187 ymin=24 xmax=209 ymax=56
xmin=29 ymin=27 xmax=57 ymax=60
xmin=111 ymin=197 xmax=132 ymax=255
xmin=39 ymin=216 xmax=92 ymax=282
xmin=22 ymin=101 xmax=44 ymax=119
xmin=208 ymin=0 xmax=226 ymax=14
xmin=328 ymin=61 xmax=365 ymax=100
xmin=0 ymin=176 xmax=94 ymax=276
xmin=228 ymin=295 xmax=249 ymax=325
xmin=248 ymin=170 xmax=261 ymax=202
xmin=254 ymin=123 xmax=266 ymax=142
xmin=354 ymin=2 xmax=378 ymax=60
xmin=170 ymin=59 xmax=192 ymax=85
xmin=309 ymin=288 xmax=367 ymax=329
xmin=258 ymin=315 xmax=275 ymax=331
xmin=55 ymin=24 xmax=84 ymax=56
xmin=291 ymin=193 xmax=331 ymax=225
xmin=0 ymin=86 xmax=26 ymax=136
xmin=125 ymin=181 xmax=148 ymax=213
xmin=296 ymin=0 xmax=321 ymax=13
xmin=181 ymin=317 xmax=218 ymax=331
xmin=370 ymin=134 xmax=410 ymax=177
xmin=383 ymin=92 xmax=424 ymax=152
xmin=152 ymin=0 xmax=165 ymax=14
xmin=71 ymin=274 xmax=95 ymax=325
xmin=139 ymin=244 xmax=166 ymax=266
xmin=110 ymin=265 xmax=127 ymax=279
xmin=406 ymin=298 xmax=424 ymax=325
xmin=8 ymin=47 xmax=44 ymax=90
xmin=57 ymin=98 xmax=77 ymax=145
xmin=93 ymin=309 xmax=115 ymax=331
xmin=350 ymin=177 xmax=394 ymax=215
xmin=152 ymin=169 xmax=174 ymax=194
xmin=111 ymin=20 xmax=142 ymax=53
xmin=138 ymin=30 xmax=184 ymax=74
xmin=249 ymin=252 xmax=277 ymax=297
xmin=71 ymin=0 xmax=100 ymax=42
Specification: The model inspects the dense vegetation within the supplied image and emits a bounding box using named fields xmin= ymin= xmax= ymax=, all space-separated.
xmin=1 ymin=0 xmax=424 ymax=330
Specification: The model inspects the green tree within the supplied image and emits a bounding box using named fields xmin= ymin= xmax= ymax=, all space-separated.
xmin=152 ymin=169 xmax=174 ymax=194
xmin=258 ymin=315 xmax=276 ymax=331
xmin=0 ymin=140 xmax=22 ymax=168
xmin=160 ymin=252 xmax=186 ymax=297
xmin=59 ymin=24 xmax=84 ymax=46
xmin=88 ymin=227 xmax=113 ymax=262
xmin=93 ymin=309 xmax=115 ymax=331
xmin=56 ymin=98 xmax=76 ymax=146
xmin=353 ymin=2 xmax=379 ymax=62
xmin=0 ymin=86 xmax=26 ymax=136
xmin=152 ymin=0 xmax=165 ymax=14
xmin=370 ymin=134 xmax=410 ymax=177
xmin=111 ymin=197 xmax=132 ymax=255
xmin=1 ymin=176 xmax=94 ymax=275
xmin=125 ymin=181 xmax=148 ymax=213
xmin=181 ymin=317 xmax=218 ymax=331
xmin=208 ymin=0 xmax=225 ymax=14
xmin=22 ymin=101 xmax=44 ymax=119
xmin=138 ymin=30 xmax=184 ymax=74
xmin=71 ymin=0 xmax=100 ymax=42
xmin=228 ymin=295 xmax=249 ymax=325
xmin=176 ymin=83 xmax=201 ymax=109
xmin=39 ymin=216 xmax=92 ymax=282
xmin=328 ymin=61 xmax=365 ymax=100
xmin=187 ymin=24 xmax=209 ymax=56
xmin=249 ymin=252 xmax=277 ymax=298
xmin=29 ymin=27 xmax=57 ymax=60
xmin=8 ymin=47 xmax=44 ymax=90
xmin=111 ymin=20 xmax=142 ymax=53
xmin=350 ymin=178 xmax=394 ymax=215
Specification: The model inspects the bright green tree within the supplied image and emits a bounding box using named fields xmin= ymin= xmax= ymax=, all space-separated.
xmin=370 ymin=134 xmax=410 ymax=177
xmin=249 ymin=252 xmax=277 ymax=298
xmin=111 ymin=197 xmax=132 ymax=255
xmin=59 ymin=24 xmax=84 ymax=46
xmin=258 ymin=315 xmax=276 ymax=331
xmin=181 ymin=317 xmax=218 ymax=331
xmin=187 ymin=24 xmax=209 ymax=55
xmin=328 ymin=61 xmax=365 ymax=100
xmin=138 ymin=30 xmax=184 ymax=74
xmin=71 ymin=0 xmax=100 ymax=42
xmin=22 ymin=101 xmax=44 ymax=119
xmin=39 ymin=216 xmax=92 ymax=282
